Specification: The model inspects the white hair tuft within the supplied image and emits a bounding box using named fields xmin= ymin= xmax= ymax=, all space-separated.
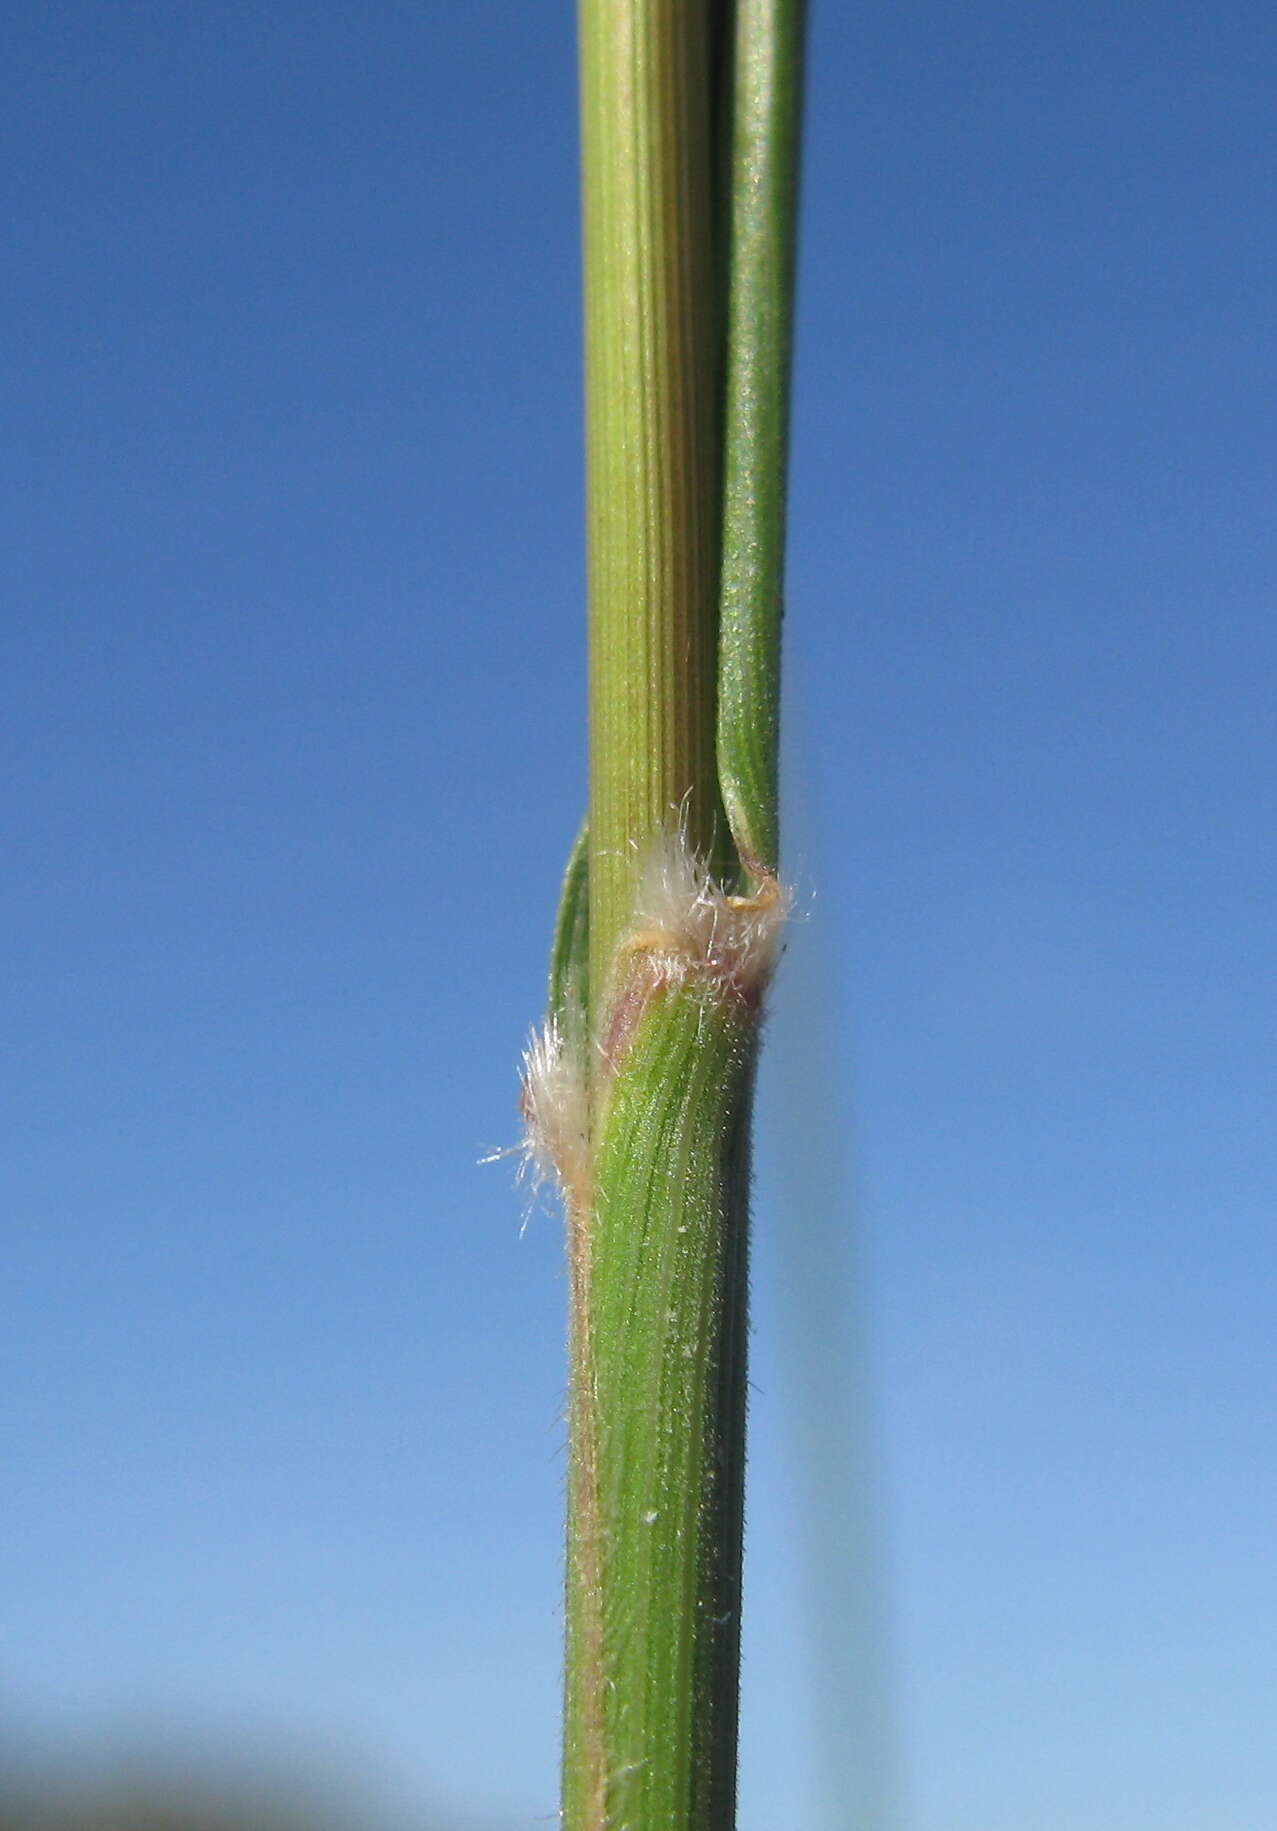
xmin=518 ymin=1015 xmax=590 ymax=1211
xmin=629 ymin=827 xmax=789 ymax=999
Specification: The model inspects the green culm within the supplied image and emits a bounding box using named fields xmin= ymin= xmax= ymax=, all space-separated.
xmin=519 ymin=4 xmax=804 ymax=1825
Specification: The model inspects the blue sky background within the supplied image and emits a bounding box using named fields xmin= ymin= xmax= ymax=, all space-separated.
xmin=4 ymin=5 xmax=1275 ymax=1827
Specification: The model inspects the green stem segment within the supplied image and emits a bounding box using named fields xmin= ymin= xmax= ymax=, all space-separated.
xmin=564 ymin=960 xmax=759 ymax=1828
xmin=579 ymin=0 xmax=728 ymax=995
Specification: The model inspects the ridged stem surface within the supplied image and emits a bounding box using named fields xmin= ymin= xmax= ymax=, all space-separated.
xmin=579 ymin=0 xmax=726 ymax=996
